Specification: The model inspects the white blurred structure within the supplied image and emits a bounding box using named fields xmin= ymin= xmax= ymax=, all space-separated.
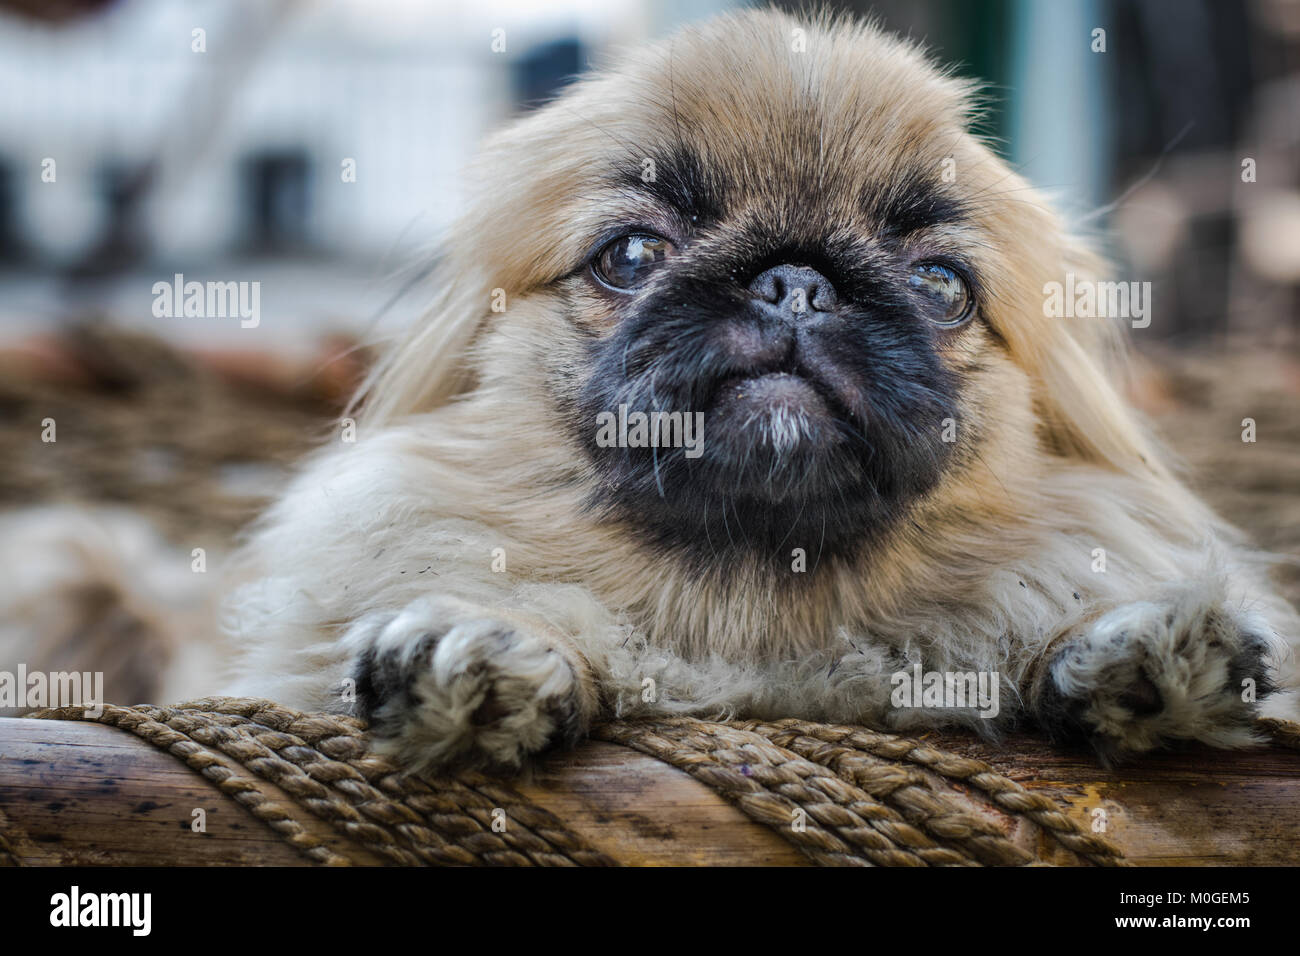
xmin=0 ymin=0 xmax=730 ymax=343
xmin=0 ymin=0 xmax=692 ymax=263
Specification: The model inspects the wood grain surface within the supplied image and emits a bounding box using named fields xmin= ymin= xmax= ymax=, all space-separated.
xmin=1 ymin=717 xmax=1296 ymax=866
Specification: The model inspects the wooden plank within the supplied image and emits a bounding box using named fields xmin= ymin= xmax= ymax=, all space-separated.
xmin=0 ymin=718 xmax=381 ymax=865
xmin=919 ymin=732 xmax=1300 ymax=866
xmin=2 ymin=717 xmax=1296 ymax=865
xmin=0 ymin=718 xmax=806 ymax=866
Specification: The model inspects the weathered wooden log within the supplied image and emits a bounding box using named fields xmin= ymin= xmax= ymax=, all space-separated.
xmin=1 ymin=715 xmax=1297 ymax=865
xmin=0 ymin=718 xmax=803 ymax=866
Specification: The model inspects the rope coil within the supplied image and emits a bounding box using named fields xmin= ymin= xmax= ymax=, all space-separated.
xmin=593 ymin=717 xmax=1124 ymax=867
xmin=10 ymin=698 xmax=1299 ymax=866
xmin=26 ymin=698 xmax=615 ymax=867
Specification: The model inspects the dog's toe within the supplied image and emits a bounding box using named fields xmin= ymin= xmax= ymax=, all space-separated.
xmin=1116 ymin=669 xmax=1163 ymax=717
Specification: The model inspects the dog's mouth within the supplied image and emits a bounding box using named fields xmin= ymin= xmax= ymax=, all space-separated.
xmin=712 ymin=371 xmax=829 ymax=416
xmin=706 ymin=355 xmax=856 ymax=452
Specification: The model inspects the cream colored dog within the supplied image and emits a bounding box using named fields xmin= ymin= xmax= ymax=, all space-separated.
xmin=224 ymin=10 xmax=1298 ymax=768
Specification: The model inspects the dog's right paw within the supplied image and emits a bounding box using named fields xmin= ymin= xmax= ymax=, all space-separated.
xmin=348 ymin=597 xmax=592 ymax=770
xmin=1032 ymin=596 xmax=1276 ymax=762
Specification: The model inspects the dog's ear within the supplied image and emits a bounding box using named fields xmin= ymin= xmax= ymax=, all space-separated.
xmin=351 ymin=243 xmax=491 ymax=427
xmin=973 ymin=170 xmax=1170 ymax=486
xmin=351 ymin=97 xmax=614 ymax=428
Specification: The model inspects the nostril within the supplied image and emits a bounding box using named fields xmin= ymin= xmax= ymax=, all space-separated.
xmin=810 ymin=283 xmax=837 ymax=312
xmin=748 ymin=264 xmax=838 ymax=314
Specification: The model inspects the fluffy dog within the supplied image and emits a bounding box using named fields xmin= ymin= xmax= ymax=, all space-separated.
xmin=224 ymin=9 xmax=1298 ymax=767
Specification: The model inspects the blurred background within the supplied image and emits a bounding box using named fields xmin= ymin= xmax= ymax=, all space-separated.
xmin=0 ymin=0 xmax=1297 ymax=707
xmin=2 ymin=0 xmax=1298 ymax=343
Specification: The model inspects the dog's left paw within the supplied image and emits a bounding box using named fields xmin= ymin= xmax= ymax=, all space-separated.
xmin=1034 ymin=597 xmax=1277 ymax=761
xmin=347 ymin=596 xmax=594 ymax=771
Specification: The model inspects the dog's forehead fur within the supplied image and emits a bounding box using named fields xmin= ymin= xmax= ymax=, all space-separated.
xmin=604 ymin=14 xmax=977 ymax=226
xmin=469 ymin=10 xmax=991 ymax=289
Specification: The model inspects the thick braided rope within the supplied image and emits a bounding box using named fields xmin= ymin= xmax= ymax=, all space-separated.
xmin=29 ymin=699 xmax=615 ymax=867
xmin=174 ymin=697 xmax=614 ymax=866
xmin=735 ymin=719 xmax=1035 ymax=866
xmin=164 ymin=707 xmax=587 ymax=866
xmin=738 ymin=718 xmax=1127 ymax=867
xmin=595 ymin=717 xmax=1008 ymax=866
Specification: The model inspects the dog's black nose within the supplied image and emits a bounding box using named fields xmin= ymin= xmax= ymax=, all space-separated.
xmin=749 ymin=264 xmax=838 ymax=317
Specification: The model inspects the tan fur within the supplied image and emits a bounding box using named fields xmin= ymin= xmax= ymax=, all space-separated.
xmin=225 ymin=10 xmax=1298 ymax=767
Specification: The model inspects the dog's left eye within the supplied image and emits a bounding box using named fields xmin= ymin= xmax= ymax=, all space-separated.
xmin=908 ymin=262 xmax=974 ymax=326
xmin=592 ymin=234 xmax=675 ymax=290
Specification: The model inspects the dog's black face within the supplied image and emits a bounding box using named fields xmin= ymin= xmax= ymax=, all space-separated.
xmin=567 ymin=146 xmax=983 ymax=565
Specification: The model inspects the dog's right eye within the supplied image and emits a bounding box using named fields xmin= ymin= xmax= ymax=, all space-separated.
xmin=592 ymin=234 xmax=675 ymax=291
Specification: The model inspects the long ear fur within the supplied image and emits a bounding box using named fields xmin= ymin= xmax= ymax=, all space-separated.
xmin=350 ymin=95 xmax=618 ymax=428
xmin=973 ymin=164 xmax=1185 ymax=491
xmin=351 ymin=241 xmax=489 ymax=427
